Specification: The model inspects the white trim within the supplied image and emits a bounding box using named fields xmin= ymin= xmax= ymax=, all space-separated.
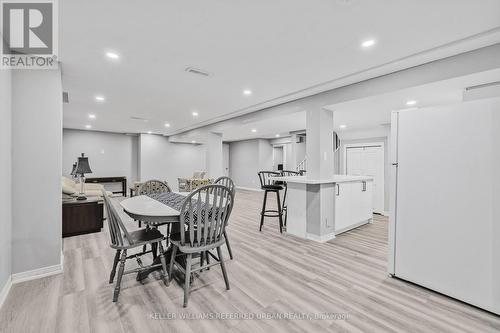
xmin=306 ymin=232 xmax=336 ymax=243
xmin=0 ymin=276 xmax=12 ymax=310
xmin=11 ymin=263 xmax=63 ymax=284
xmin=334 ymin=220 xmax=371 ymax=235
xmin=236 ymin=186 xmax=262 ymax=192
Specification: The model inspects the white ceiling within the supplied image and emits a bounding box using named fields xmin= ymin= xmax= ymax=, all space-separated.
xmin=219 ymin=68 xmax=500 ymax=141
xmin=61 ymin=1 xmax=500 ymax=135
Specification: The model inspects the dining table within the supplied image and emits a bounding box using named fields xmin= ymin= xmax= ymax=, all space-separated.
xmin=120 ymin=192 xmax=187 ymax=281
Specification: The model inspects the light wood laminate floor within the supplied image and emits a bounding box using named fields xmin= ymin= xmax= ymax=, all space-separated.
xmin=1 ymin=189 xmax=499 ymax=332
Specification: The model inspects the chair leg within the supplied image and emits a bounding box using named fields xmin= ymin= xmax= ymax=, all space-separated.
xmin=183 ymin=253 xmax=193 ymax=307
xmin=109 ymin=249 xmax=121 ymax=283
xmin=151 ymin=243 xmax=158 ymax=259
xmin=113 ymin=249 xmax=127 ymax=302
xmin=224 ymin=231 xmax=234 ymax=260
xmin=158 ymin=242 xmax=169 ymax=286
xmin=138 ymin=220 xmax=141 ymax=228
xmin=216 ymin=246 xmax=230 ymax=290
xmin=276 ymin=191 xmax=283 ymax=233
xmin=168 ymin=245 xmax=177 ymax=282
xmin=206 ymin=251 xmax=210 ymax=269
xmin=200 ymin=251 xmax=204 ymax=271
xmin=259 ymin=190 xmax=268 ymax=231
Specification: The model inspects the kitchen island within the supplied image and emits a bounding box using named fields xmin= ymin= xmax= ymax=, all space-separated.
xmin=275 ymin=175 xmax=374 ymax=242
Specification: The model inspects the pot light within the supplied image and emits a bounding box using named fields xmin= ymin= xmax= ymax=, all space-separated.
xmin=243 ymin=89 xmax=252 ymax=96
xmin=339 ymin=124 xmax=347 ymax=129
xmin=406 ymin=100 xmax=417 ymax=106
xmin=192 ymin=111 xmax=199 ymax=117
xmin=105 ymin=51 xmax=119 ymax=59
xmin=164 ymin=123 xmax=171 ymax=128
xmin=191 ymin=140 xmax=196 ymax=144
xmin=147 ymin=131 xmax=152 ymax=134
xmin=95 ymin=95 xmax=105 ymax=102
xmin=361 ymin=39 xmax=376 ymax=48
xmin=85 ymin=124 xmax=92 ymax=129
xmin=251 ymin=129 xmax=257 ymax=133
xmin=88 ymin=114 xmax=96 ymax=119
xmin=275 ymin=134 xmax=280 ymax=138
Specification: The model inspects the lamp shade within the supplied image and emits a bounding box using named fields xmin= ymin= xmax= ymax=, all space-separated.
xmin=70 ymin=162 xmax=77 ymax=176
xmin=75 ymin=153 xmax=92 ymax=175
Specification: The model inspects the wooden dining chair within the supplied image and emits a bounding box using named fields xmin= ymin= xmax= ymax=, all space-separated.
xmin=213 ymin=176 xmax=235 ymax=260
xmin=136 ymin=180 xmax=172 ymax=257
xmin=102 ymin=191 xmax=169 ymax=302
xmin=169 ymin=184 xmax=234 ymax=307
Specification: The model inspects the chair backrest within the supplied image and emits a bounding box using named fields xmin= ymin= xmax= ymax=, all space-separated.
xmin=280 ymin=170 xmax=301 ymax=177
xmin=137 ymin=180 xmax=171 ymax=195
xmin=214 ymin=176 xmax=235 ymax=195
xmin=179 ymin=184 xmax=234 ymax=248
xmin=257 ymin=171 xmax=281 ymax=188
xmin=102 ymin=190 xmax=133 ymax=247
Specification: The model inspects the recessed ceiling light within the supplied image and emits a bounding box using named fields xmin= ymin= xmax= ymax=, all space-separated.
xmin=192 ymin=111 xmax=199 ymax=117
xmin=406 ymin=100 xmax=417 ymax=106
xmin=191 ymin=140 xmax=196 ymax=144
xmin=164 ymin=123 xmax=171 ymax=128
xmin=361 ymin=39 xmax=376 ymax=48
xmin=243 ymin=89 xmax=252 ymax=96
xmin=275 ymin=134 xmax=280 ymax=137
xmin=95 ymin=95 xmax=105 ymax=102
xmin=105 ymin=51 xmax=119 ymax=59
xmin=85 ymin=124 xmax=92 ymax=129
xmin=147 ymin=131 xmax=152 ymax=134
xmin=251 ymin=129 xmax=257 ymax=133
xmin=88 ymin=114 xmax=96 ymax=119
xmin=339 ymin=124 xmax=347 ymax=129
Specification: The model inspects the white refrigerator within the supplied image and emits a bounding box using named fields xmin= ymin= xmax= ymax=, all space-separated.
xmin=389 ymin=97 xmax=500 ymax=315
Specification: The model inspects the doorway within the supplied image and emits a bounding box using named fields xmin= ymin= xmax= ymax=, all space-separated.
xmin=345 ymin=143 xmax=385 ymax=214
xmin=273 ymin=146 xmax=284 ymax=171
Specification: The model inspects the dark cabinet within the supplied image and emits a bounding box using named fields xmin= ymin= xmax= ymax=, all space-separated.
xmin=62 ymin=197 xmax=104 ymax=237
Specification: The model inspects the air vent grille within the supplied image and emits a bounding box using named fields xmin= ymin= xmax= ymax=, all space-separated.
xmin=185 ymin=67 xmax=212 ymax=77
xmin=62 ymin=92 xmax=69 ymax=103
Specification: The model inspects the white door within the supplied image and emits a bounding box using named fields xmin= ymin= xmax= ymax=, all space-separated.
xmin=222 ymin=143 xmax=230 ymax=177
xmin=273 ymin=146 xmax=284 ymax=171
xmin=346 ymin=145 xmax=384 ymax=214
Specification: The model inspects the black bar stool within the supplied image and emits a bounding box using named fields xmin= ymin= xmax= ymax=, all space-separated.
xmin=258 ymin=171 xmax=285 ymax=233
xmin=279 ymin=170 xmax=302 ymax=227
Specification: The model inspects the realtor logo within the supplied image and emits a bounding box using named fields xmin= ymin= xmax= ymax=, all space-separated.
xmin=1 ymin=0 xmax=58 ymax=69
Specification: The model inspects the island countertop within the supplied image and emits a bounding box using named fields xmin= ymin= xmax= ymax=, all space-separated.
xmin=272 ymin=175 xmax=373 ymax=184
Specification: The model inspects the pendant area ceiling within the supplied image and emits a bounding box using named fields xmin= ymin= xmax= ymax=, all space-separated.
xmin=60 ymin=0 xmax=500 ymax=135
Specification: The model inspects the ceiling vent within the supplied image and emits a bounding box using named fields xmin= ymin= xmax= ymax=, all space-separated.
xmin=130 ymin=116 xmax=149 ymax=122
xmin=62 ymin=92 xmax=69 ymax=103
xmin=463 ymin=81 xmax=500 ymax=101
xmin=185 ymin=66 xmax=212 ymax=77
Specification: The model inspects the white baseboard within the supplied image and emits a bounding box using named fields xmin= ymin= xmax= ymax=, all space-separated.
xmin=235 ymin=186 xmax=262 ymax=192
xmin=11 ymin=263 xmax=63 ymax=285
xmin=0 ymin=276 xmax=12 ymax=310
xmin=307 ymin=232 xmax=336 ymax=242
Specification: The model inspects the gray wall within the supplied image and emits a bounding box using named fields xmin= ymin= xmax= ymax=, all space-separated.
xmin=63 ymin=129 xmax=139 ymax=191
xmin=11 ymin=70 xmax=63 ymax=274
xmin=229 ymin=139 xmax=273 ymax=189
xmin=139 ymin=134 xmax=206 ymax=191
xmin=0 ymin=69 xmax=12 ymax=291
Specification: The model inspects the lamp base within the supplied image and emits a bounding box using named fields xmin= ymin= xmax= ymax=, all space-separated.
xmin=76 ymin=195 xmax=87 ymax=201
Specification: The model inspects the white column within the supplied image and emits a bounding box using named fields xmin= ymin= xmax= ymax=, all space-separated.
xmin=204 ymin=132 xmax=223 ymax=179
xmin=306 ymin=108 xmax=334 ymax=179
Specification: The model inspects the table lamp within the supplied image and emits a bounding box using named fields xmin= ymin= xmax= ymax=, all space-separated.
xmin=70 ymin=162 xmax=77 ymax=179
xmin=75 ymin=153 xmax=92 ymax=200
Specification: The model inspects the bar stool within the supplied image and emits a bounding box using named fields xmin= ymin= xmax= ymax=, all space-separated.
xmin=279 ymin=170 xmax=302 ymax=227
xmin=258 ymin=171 xmax=284 ymax=233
